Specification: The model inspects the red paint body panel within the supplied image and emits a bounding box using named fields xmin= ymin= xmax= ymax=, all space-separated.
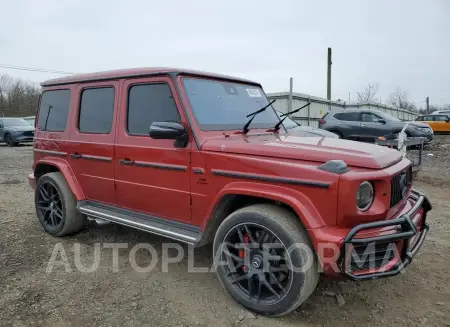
xmin=68 ymin=81 xmax=119 ymax=205
xmin=113 ymin=76 xmax=192 ymax=223
xmin=30 ymin=68 xmax=430 ymax=279
xmin=201 ymin=134 xmax=403 ymax=170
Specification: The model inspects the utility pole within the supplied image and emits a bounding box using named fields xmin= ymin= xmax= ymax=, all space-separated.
xmin=327 ymin=47 xmax=332 ymax=100
xmin=426 ymin=97 xmax=430 ymax=113
xmin=288 ymin=77 xmax=293 ymax=114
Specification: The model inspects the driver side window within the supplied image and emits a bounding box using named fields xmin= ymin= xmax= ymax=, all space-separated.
xmin=127 ymin=83 xmax=180 ymax=136
xmin=434 ymin=115 xmax=448 ymax=121
xmin=361 ymin=113 xmax=381 ymax=122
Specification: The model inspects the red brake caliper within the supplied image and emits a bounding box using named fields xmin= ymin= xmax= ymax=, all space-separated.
xmin=239 ymin=234 xmax=249 ymax=272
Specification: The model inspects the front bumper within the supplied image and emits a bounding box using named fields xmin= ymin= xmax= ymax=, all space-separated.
xmin=341 ymin=189 xmax=431 ymax=280
xmin=11 ymin=132 xmax=34 ymax=143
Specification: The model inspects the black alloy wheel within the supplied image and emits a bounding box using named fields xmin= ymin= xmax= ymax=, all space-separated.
xmin=220 ymin=223 xmax=293 ymax=305
xmin=36 ymin=181 xmax=64 ymax=230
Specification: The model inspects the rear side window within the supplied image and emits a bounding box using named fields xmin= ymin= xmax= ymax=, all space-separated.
xmin=423 ymin=115 xmax=434 ymax=121
xmin=78 ymin=87 xmax=115 ymax=134
xmin=334 ymin=112 xmax=360 ymax=121
xmin=127 ymin=83 xmax=180 ymax=135
xmin=38 ymin=90 xmax=71 ymax=131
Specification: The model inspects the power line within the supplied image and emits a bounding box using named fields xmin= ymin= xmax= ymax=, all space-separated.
xmin=0 ymin=64 xmax=75 ymax=75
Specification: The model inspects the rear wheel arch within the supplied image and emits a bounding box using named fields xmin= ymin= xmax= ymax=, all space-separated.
xmin=328 ymin=130 xmax=343 ymax=138
xmin=34 ymin=160 xmax=85 ymax=200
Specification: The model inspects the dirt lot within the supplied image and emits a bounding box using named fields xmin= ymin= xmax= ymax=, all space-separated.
xmin=0 ymin=137 xmax=449 ymax=327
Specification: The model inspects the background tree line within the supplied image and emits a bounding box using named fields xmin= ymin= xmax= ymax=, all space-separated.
xmin=356 ymin=83 xmax=450 ymax=114
xmin=0 ymin=74 xmax=40 ymax=114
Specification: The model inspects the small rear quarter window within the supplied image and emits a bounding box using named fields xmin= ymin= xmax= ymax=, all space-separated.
xmin=38 ymin=89 xmax=71 ymax=132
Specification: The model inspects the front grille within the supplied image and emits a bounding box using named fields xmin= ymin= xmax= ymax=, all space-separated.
xmin=390 ymin=167 xmax=412 ymax=207
xmin=350 ymin=243 xmax=396 ymax=271
xmin=23 ymin=131 xmax=34 ymax=137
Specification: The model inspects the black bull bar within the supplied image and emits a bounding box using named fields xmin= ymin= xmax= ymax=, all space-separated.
xmin=341 ymin=189 xmax=431 ymax=280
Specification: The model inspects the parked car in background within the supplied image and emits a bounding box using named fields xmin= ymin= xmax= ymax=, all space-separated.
xmin=319 ymin=109 xmax=434 ymax=144
xmin=274 ymin=110 xmax=338 ymax=138
xmin=431 ymin=110 xmax=450 ymax=115
xmin=0 ymin=117 xmax=35 ymax=146
xmin=415 ymin=114 xmax=450 ymax=133
xmin=23 ymin=116 xmax=36 ymax=126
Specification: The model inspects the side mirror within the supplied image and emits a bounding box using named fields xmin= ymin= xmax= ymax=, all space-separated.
xmin=149 ymin=122 xmax=188 ymax=148
xmin=378 ymin=119 xmax=387 ymax=124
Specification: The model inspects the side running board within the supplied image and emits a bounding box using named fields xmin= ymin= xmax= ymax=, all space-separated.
xmin=77 ymin=201 xmax=203 ymax=246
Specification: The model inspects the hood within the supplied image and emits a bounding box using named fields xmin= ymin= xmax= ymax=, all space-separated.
xmin=7 ymin=125 xmax=35 ymax=132
xmin=407 ymin=121 xmax=430 ymax=128
xmin=202 ymin=134 xmax=402 ymax=170
xmin=288 ymin=126 xmax=339 ymax=138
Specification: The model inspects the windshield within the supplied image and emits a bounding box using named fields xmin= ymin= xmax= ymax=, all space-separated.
xmin=182 ymin=78 xmax=280 ymax=131
xmin=373 ymin=110 xmax=401 ymax=122
xmin=275 ymin=110 xmax=299 ymax=129
xmin=24 ymin=118 xmax=35 ymax=125
xmin=2 ymin=118 xmax=31 ymax=127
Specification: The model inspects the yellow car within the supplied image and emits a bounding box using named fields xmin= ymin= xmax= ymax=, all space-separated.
xmin=415 ymin=114 xmax=450 ymax=133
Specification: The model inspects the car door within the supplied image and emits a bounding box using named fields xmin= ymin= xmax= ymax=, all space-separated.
xmin=114 ymin=76 xmax=192 ymax=223
xmin=360 ymin=112 xmax=387 ymax=141
xmin=68 ymin=82 xmax=118 ymax=205
xmin=332 ymin=112 xmax=361 ymax=139
xmin=422 ymin=115 xmax=436 ymax=131
xmin=433 ymin=115 xmax=450 ymax=132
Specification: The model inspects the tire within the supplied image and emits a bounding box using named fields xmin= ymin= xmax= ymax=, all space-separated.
xmin=213 ymin=204 xmax=319 ymax=316
xmin=330 ymin=131 xmax=343 ymax=139
xmin=4 ymin=134 xmax=16 ymax=147
xmin=35 ymin=172 xmax=86 ymax=236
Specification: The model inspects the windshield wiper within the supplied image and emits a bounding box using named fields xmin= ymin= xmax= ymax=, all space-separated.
xmin=242 ymin=99 xmax=276 ymax=134
xmin=272 ymin=102 xmax=311 ymax=131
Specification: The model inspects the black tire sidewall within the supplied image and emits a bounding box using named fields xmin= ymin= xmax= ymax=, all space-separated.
xmin=213 ymin=209 xmax=314 ymax=316
xmin=5 ymin=134 xmax=12 ymax=146
xmin=35 ymin=174 xmax=69 ymax=236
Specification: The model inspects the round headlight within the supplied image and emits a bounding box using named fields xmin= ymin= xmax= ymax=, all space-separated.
xmin=356 ymin=181 xmax=374 ymax=211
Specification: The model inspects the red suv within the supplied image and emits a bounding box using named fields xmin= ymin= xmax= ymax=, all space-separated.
xmin=29 ymin=68 xmax=431 ymax=316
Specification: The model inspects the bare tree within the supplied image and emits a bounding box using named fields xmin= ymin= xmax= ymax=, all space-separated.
xmin=387 ymin=87 xmax=417 ymax=112
xmin=0 ymin=74 xmax=40 ymax=114
xmin=356 ymin=83 xmax=379 ymax=103
xmin=0 ymin=74 xmax=13 ymax=109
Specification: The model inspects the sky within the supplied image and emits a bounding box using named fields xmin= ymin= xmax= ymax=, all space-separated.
xmin=0 ymin=0 xmax=449 ymax=108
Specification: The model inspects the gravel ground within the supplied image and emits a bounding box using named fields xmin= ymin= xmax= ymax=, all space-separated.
xmin=0 ymin=138 xmax=449 ymax=327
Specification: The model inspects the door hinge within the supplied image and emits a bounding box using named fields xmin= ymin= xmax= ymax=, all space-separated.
xmin=188 ymin=151 xmax=192 ymax=164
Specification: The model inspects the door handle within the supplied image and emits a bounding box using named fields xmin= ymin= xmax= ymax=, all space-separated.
xmin=361 ymin=124 xmax=366 ymax=127
xmin=120 ymin=159 xmax=134 ymax=166
xmin=70 ymin=153 xmax=82 ymax=159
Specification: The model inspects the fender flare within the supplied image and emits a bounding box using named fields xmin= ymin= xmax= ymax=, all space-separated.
xmin=202 ymin=181 xmax=325 ymax=230
xmin=34 ymin=157 xmax=85 ymax=200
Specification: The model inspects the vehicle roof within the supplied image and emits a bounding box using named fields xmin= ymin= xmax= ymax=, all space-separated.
xmin=41 ymin=67 xmax=259 ymax=87
xmin=418 ymin=113 xmax=449 ymax=116
xmin=329 ymin=109 xmax=376 ymax=114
